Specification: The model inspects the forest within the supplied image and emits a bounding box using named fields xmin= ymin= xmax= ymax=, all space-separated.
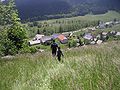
xmin=15 ymin=0 xmax=120 ymax=21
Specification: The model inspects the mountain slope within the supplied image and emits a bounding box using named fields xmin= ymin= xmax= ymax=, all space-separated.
xmin=0 ymin=41 xmax=120 ymax=90
xmin=15 ymin=0 xmax=120 ymax=21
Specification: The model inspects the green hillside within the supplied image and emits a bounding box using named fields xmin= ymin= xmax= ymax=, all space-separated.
xmin=16 ymin=0 xmax=120 ymax=21
xmin=0 ymin=41 xmax=120 ymax=90
xmin=27 ymin=11 xmax=120 ymax=37
xmin=42 ymin=11 xmax=120 ymax=23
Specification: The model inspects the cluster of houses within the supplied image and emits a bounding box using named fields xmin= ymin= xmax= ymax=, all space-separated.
xmin=29 ymin=34 xmax=68 ymax=46
xmin=29 ymin=30 xmax=120 ymax=46
xmin=97 ymin=20 xmax=120 ymax=29
xmin=29 ymin=20 xmax=120 ymax=46
xmin=81 ymin=31 xmax=120 ymax=45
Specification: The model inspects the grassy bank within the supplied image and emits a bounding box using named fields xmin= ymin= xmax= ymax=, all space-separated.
xmin=0 ymin=41 xmax=120 ymax=90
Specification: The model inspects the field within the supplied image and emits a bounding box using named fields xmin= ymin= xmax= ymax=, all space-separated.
xmin=27 ymin=11 xmax=120 ymax=38
xmin=0 ymin=41 xmax=120 ymax=90
xmin=39 ymin=11 xmax=120 ymax=24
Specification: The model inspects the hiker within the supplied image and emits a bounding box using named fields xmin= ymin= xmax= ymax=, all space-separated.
xmin=51 ymin=40 xmax=58 ymax=57
xmin=57 ymin=47 xmax=64 ymax=62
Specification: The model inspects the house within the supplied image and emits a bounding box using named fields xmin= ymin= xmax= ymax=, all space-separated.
xmin=52 ymin=34 xmax=60 ymax=39
xmin=28 ymin=34 xmax=44 ymax=46
xmin=29 ymin=40 xmax=41 ymax=46
xmin=101 ymin=32 xmax=109 ymax=41
xmin=52 ymin=34 xmax=68 ymax=44
xmin=83 ymin=33 xmax=93 ymax=40
xmin=98 ymin=21 xmax=106 ymax=29
xmin=40 ymin=36 xmax=53 ymax=45
xmin=98 ymin=21 xmax=114 ymax=29
xmin=102 ymin=32 xmax=108 ymax=36
xmin=83 ymin=33 xmax=93 ymax=45
xmin=97 ymin=40 xmax=103 ymax=45
xmin=57 ymin=34 xmax=68 ymax=44
xmin=116 ymin=32 xmax=120 ymax=36
xmin=105 ymin=21 xmax=113 ymax=28
xmin=110 ymin=31 xmax=117 ymax=36
xmin=90 ymin=41 xmax=96 ymax=45
xmin=33 ymin=34 xmax=44 ymax=40
xmin=98 ymin=24 xmax=106 ymax=29
xmin=114 ymin=21 xmax=120 ymax=24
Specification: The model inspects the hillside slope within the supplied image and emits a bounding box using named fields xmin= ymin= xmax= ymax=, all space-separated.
xmin=0 ymin=41 xmax=120 ymax=90
xmin=15 ymin=0 xmax=120 ymax=21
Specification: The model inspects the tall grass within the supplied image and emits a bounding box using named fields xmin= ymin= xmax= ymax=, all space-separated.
xmin=0 ymin=41 xmax=120 ymax=90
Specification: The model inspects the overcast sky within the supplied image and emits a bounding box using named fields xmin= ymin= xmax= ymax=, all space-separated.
xmin=1 ymin=0 xmax=5 ymax=2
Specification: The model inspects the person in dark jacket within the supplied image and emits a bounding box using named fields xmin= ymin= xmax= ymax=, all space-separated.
xmin=51 ymin=40 xmax=58 ymax=57
xmin=57 ymin=47 xmax=64 ymax=62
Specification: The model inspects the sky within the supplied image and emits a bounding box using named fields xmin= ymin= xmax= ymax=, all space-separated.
xmin=1 ymin=0 xmax=5 ymax=2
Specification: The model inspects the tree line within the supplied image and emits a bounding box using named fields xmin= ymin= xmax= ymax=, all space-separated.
xmin=27 ymin=19 xmax=99 ymax=37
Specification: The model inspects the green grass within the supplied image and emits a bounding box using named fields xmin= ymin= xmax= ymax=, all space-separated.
xmin=27 ymin=11 xmax=120 ymax=38
xmin=0 ymin=41 xmax=120 ymax=90
xmin=39 ymin=11 xmax=120 ymax=24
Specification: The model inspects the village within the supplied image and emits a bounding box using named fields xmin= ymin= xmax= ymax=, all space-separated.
xmin=29 ymin=20 xmax=120 ymax=48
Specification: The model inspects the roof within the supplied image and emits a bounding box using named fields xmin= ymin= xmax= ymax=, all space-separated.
xmin=34 ymin=34 xmax=44 ymax=40
xmin=97 ymin=40 xmax=103 ymax=45
xmin=102 ymin=32 xmax=108 ymax=35
xmin=105 ymin=21 xmax=113 ymax=25
xmin=98 ymin=24 xmax=106 ymax=29
xmin=88 ymin=27 xmax=96 ymax=31
xmin=83 ymin=33 xmax=93 ymax=40
xmin=116 ymin=32 xmax=120 ymax=36
xmin=41 ymin=36 xmax=53 ymax=43
xmin=62 ymin=33 xmax=71 ymax=37
xmin=58 ymin=34 xmax=67 ymax=41
xmin=52 ymin=34 xmax=60 ymax=39
xmin=29 ymin=40 xmax=41 ymax=45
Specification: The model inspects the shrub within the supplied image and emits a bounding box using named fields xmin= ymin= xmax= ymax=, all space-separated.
xmin=29 ymin=47 xmax=37 ymax=53
xmin=7 ymin=23 xmax=27 ymax=51
xmin=84 ymin=39 xmax=90 ymax=45
xmin=68 ymin=39 xmax=77 ymax=48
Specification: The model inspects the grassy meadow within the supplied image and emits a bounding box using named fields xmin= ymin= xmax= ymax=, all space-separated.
xmin=27 ymin=11 xmax=120 ymax=38
xmin=0 ymin=41 xmax=120 ymax=90
xmin=39 ymin=11 xmax=120 ymax=24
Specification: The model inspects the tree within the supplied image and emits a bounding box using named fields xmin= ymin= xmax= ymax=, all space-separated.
xmin=33 ymin=21 xmax=38 ymax=26
xmin=7 ymin=22 xmax=27 ymax=51
xmin=0 ymin=0 xmax=20 ymax=25
xmin=0 ymin=0 xmax=27 ymax=55
xmin=59 ymin=25 xmax=63 ymax=33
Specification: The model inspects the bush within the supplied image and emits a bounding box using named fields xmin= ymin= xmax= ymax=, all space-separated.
xmin=30 ymin=47 xmax=38 ymax=53
xmin=84 ymin=39 xmax=91 ymax=45
xmin=19 ymin=43 xmax=38 ymax=54
xmin=68 ymin=39 xmax=77 ymax=48
xmin=7 ymin=23 xmax=27 ymax=51
xmin=108 ymin=36 xmax=120 ymax=41
xmin=0 ymin=30 xmax=17 ymax=56
xmin=0 ymin=40 xmax=17 ymax=56
xmin=116 ymin=36 xmax=120 ymax=40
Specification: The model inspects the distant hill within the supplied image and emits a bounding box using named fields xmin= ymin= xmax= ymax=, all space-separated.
xmin=15 ymin=0 xmax=120 ymax=21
